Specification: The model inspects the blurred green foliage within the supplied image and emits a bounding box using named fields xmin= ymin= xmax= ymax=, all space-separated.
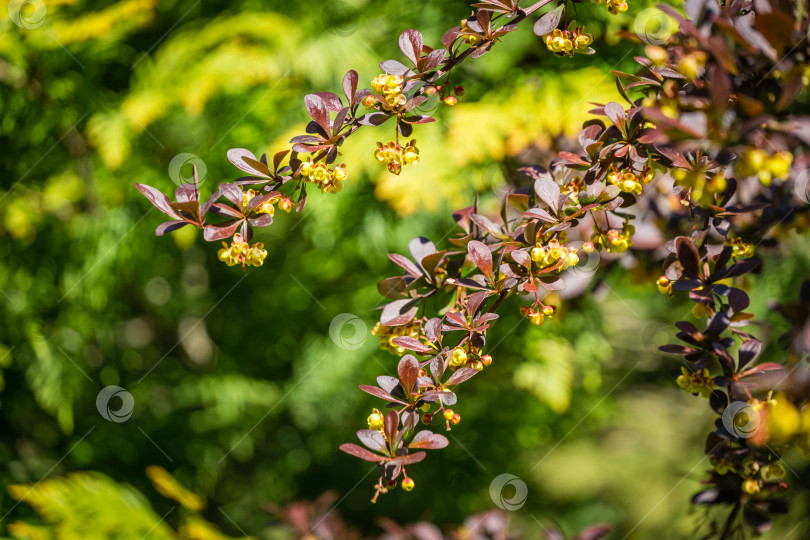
xmin=1 ymin=0 xmax=808 ymax=538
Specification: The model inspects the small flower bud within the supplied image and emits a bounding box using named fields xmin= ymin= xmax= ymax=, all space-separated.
xmin=421 ymin=413 xmax=433 ymax=424
xmin=443 ymin=409 xmax=454 ymax=421
xmin=742 ymin=478 xmax=760 ymax=494
xmin=402 ymin=477 xmax=415 ymax=491
xmin=444 ymin=96 xmax=457 ymax=106
xmin=481 ymin=355 xmax=492 ymax=366
xmin=451 ymin=413 xmax=461 ymax=425
xmin=657 ymin=276 xmax=671 ymax=295
xmin=582 ymin=242 xmax=595 ymax=253
xmin=454 ymin=85 xmax=465 ymax=96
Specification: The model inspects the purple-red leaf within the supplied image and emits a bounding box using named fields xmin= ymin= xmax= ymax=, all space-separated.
xmin=359 ymin=384 xmax=405 ymax=404
xmin=304 ymin=94 xmax=331 ymax=134
xmin=339 ymin=443 xmax=383 ymax=462
xmin=380 ymin=299 xmax=419 ymax=327
xmin=155 ymin=220 xmax=188 ymax=236
xmin=445 ymin=367 xmax=479 ymax=386
xmin=398 ymin=355 xmax=420 ymax=392
xmin=135 ymin=184 xmax=181 ymax=219
xmin=391 ymin=336 xmax=434 ymax=354
xmin=467 ymin=240 xmax=494 ymax=283
xmin=408 ymin=430 xmax=449 ymax=450
xmin=203 ymin=221 xmax=239 ymax=242
xmin=399 ymin=29 xmax=423 ymax=66
xmin=357 ymin=429 xmax=387 ymax=452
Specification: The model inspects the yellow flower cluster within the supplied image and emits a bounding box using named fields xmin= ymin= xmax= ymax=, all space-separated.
xmin=520 ymin=305 xmax=556 ymax=326
xmin=241 ymin=189 xmax=293 ymax=215
xmin=672 ymin=169 xmax=728 ymax=205
xmin=608 ymin=167 xmax=653 ymax=195
xmin=676 ymin=366 xmax=715 ymax=398
xmin=217 ymin=234 xmax=267 ymax=268
xmin=530 ymin=239 xmax=580 ymax=270
xmin=724 ymin=237 xmax=754 ymax=259
xmin=370 ymin=74 xmax=406 ymax=110
xmin=447 ymin=346 xmax=488 ymax=371
xmin=592 ymin=227 xmax=633 ymax=253
xmin=543 ymin=27 xmax=593 ymax=57
xmin=590 ymin=0 xmax=628 ymax=14
xmin=300 ymin=160 xmax=346 ymax=194
xmin=371 ymin=321 xmax=421 ymax=355
xmin=374 ymin=140 xmax=420 ymax=175
xmin=735 ymin=148 xmax=793 ymax=186
xmin=564 ymin=176 xmax=585 ymax=195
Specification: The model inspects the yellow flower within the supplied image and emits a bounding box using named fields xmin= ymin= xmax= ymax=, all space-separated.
xmin=766 ymin=396 xmax=801 ymax=446
xmin=450 ymin=347 xmax=467 ymax=368
xmin=608 ymin=168 xmax=643 ymax=195
xmin=402 ymin=144 xmax=420 ymax=165
xmin=692 ymin=302 xmax=714 ymax=318
xmin=310 ymin=163 xmax=330 ymax=184
xmin=520 ymin=306 xmax=544 ymax=325
xmin=657 ymin=276 xmax=672 ymax=295
xmin=242 ymin=188 xmax=258 ymax=209
xmin=606 ymin=0 xmax=628 ymax=13
xmin=333 ymin=163 xmax=348 ymax=182
xmin=278 ymin=197 xmax=293 ymax=212
xmin=676 ymin=366 xmax=715 ymax=397
xmin=258 ymin=200 xmax=276 ymax=215
xmin=246 ymin=242 xmax=267 ymax=267
xmin=401 ymin=477 xmax=415 ymax=491
xmin=724 ymin=237 xmax=754 ymax=259
xmin=767 ymin=151 xmax=792 ymax=179
xmin=368 ymin=408 xmax=384 ymax=430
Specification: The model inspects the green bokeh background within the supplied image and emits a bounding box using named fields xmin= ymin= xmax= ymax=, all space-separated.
xmin=1 ymin=0 xmax=808 ymax=538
